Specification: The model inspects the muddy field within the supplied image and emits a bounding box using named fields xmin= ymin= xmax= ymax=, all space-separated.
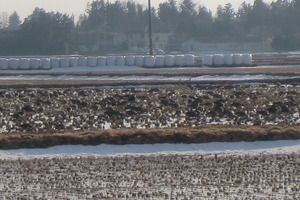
xmin=0 ymin=151 xmax=299 ymax=199
xmin=1 ymin=84 xmax=300 ymax=131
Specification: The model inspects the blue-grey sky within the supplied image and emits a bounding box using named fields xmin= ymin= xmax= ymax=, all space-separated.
xmin=0 ymin=0 xmax=275 ymax=21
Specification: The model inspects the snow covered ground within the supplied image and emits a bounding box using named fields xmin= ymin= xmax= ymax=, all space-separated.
xmin=0 ymin=74 xmax=298 ymax=82
xmin=1 ymin=139 xmax=299 ymax=160
xmin=0 ymin=65 xmax=199 ymax=73
xmin=1 ymin=64 xmax=300 ymax=82
xmin=1 ymin=63 xmax=300 ymax=74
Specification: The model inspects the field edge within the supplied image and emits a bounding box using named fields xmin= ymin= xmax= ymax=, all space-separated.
xmin=1 ymin=125 xmax=300 ymax=149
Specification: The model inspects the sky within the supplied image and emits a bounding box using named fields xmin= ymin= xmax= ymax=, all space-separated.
xmin=0 ymin=0 xmax=275 ymax=21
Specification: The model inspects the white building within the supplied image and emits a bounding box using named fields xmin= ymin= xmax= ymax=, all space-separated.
xmin=181 ymin=38 xmax=273 ymax=53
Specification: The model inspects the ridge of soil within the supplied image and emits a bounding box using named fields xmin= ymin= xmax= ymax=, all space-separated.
xmin=1 ymin=125 xmax=299 ymax=149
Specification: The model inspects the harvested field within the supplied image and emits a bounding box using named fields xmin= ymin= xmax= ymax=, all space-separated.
xmin=0 ymin=151 xmax=299 ymax=199
xmin=1 ymin=84 xmax=300 ymax=132
xmin=1 ymin=82 xmax=300 ymax=148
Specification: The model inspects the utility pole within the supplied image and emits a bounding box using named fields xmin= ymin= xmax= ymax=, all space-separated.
xmin=148 ymin=0 xmax=153 ymax=55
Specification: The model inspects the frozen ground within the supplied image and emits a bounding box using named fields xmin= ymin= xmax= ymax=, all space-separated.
xmin=0 ymin=74 xmax=298 ymax=81
xmin=1 ymin=64 xmax=300 ymax=74
xmin=1 ymin=139 xmax=300 ymax=160
xmin=0 ymin=140 xmax=299 ymax=199
xmin=0 ymin=65 xmax=199 ymax=73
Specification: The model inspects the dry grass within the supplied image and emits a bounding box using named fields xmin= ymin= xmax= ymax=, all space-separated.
xmin=1 ymin=125 xmax=300 ymax=149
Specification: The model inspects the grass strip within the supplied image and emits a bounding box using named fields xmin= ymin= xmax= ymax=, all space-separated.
xmin=0 ymin=125 xmax=299 ymax=149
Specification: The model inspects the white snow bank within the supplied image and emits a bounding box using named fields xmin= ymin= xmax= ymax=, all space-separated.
xmin=0 ymin=74 xmax=298 ymax=82
xmin=1 ymin=139 xmax=299 ymax=160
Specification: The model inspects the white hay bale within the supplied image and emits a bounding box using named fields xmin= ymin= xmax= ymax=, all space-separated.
xmin=106 ymin=56 xmax=116 ymax=65
xmin=97 ymin=56 xmax=106 ymax=66
xmin=60 ymin=58 xmax=70 ymax=68
xmin=165 ymin=55 xmax=175 ymax=66
xmin=115 ymin=56 xmax=126 ymax=66
xmin=135 ymin=56 xmax=144 ymax=67
xmin=41 ymin=58 xmax=51 ymax=69
xmin=233 ymin=54 xmax=243 ymax=65
xmin=125 ymin=56 xmax=135 ymax=66
xmin=224 ymin=54 xmax=233 ymax=65
xmin=213 ymin=54 xmax=224 ymax=66
xmin=145 ymin=56 xmax=155 ymax=67
xmin=0 ymin=59 xmax=9 ymax=70
xmin=243 ymin=54 xmax=253 ymax=65
xmin=69 ymin=58 xmax=78 ymax=67
xmin=155 ymin=55 xmax=165 ymax=67
xmin=8 ymin=58 xmax=19 ymax=70
xmin=78 ymin=57 xmax=87 ymax=66
xmin=202 ymin=55 xmax=213 ymax=66
xmin=50 ymin=58 xmax=60 ymax=68
xmin=30 ymin=58 xmax=40 ymax=69
xmin=87 ymin=57 xmax=97 ymax=67
xmin=184 ymin=54 xmax=195 ymax=65
xmin=175 ymin=55 xmax=185 ymax=66
xmin=20 ymin=58 xmax=30 ymax=70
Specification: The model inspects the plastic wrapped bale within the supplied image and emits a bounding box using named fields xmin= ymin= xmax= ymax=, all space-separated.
xmin=41 ymin=58 xmax=51 ymax=69
xmin=20 ymin=58 xmax=30 ymax=70
xmin=213 ymin=54 xmax=224 ymax=66
xmin=8 ymin=58 xmax=19 ymax=70
xmin=184 ymin=54 xmax=195 ymax=66
xmin=0 ymin=59 xmax=9 ymax=70
xmin=135 ymin=56 xmax=144 ymax=67
xmin=69 ymin=57 xmax=78 ymax=67
xmin=125 ymin=56 xmax=135 ymax=66
xmin=60 ymin=58 xmax=70 ymax=68
xmin=115 ymin=56 xmax=126 ymax=66
xmin=30 ymin=58 xmax=40 ymax=69
xmin=175 ymin=55 xmax=185 ymax=66
xmin=50 ymin=58 xmax=60 ymax=68
xmin=87 ymin=57 xmax=97 ymax=67
xmin=243 ymin=54 xmax=253 ymax=65
xmin=97 ymin=56 xmax=106 ymax=66
xmin=144 ymin=56 xmax=155 ymax=67
xmin=233 ymin=54 xmax=243 ymax=65
xmin=106 ymin=56 xmax=116 ymax=65
xmin=155 ymin=55 xmax=165 ymax=67
xmin=202 ymin=55 xmax=213 ymax=66
xmin=78 ymin=57 xmax=87 ymax=66
xmin=224 ymin=54 xmax=233 ymax=66
xmin=164 ymin=55 xmax=175 ymax=66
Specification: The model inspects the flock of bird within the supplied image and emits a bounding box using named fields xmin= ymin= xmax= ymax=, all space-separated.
xmin=0 ymin=83 xmax=299 ymax=133
xmin=0 ymin=152 xmax=298 ymax=199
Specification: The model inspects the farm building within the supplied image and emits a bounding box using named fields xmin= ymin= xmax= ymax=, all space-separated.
xmin=181 ymin=37 xmax=273 ymax=53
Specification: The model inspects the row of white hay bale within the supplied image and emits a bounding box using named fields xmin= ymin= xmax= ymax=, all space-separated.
xmin=68 ymin=55 xmax=195 ymax=68
xmin=202 ymin=54 xmax=253 ymax=66
xmin=0 ymin=55 xmax=195 ymax=70
xmin=0 ymin=58 xmax=48 ymax=70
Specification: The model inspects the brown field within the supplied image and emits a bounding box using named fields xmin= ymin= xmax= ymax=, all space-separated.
xmin=1 ymin=78 xmax=300 ymax=148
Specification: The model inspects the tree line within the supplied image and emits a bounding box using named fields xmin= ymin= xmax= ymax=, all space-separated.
xmin=0 ymin=0 xmax=300 ymax=55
